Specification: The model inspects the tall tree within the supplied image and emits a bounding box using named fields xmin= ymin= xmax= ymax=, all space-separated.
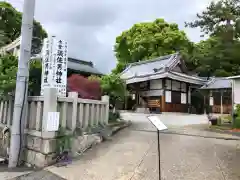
xmin=186 ymin=0 xmax=240 ymax=77
xmin=113 ymin=18 xmax=193 ymax=74
xmin=0 ymin=2 xmax=47 ymax=54
xmin=185 ymin=0 xmax=240 ymax=41
xmin=0 ymin=54 xmax=43 ymax=95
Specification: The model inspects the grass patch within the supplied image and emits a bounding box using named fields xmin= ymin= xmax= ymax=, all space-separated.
xmin=210 ymin=124 xmax=233 ymax=131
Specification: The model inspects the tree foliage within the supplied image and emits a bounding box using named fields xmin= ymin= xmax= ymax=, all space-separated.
xmin=0 ymin=2 xmax=47 ymax=54
xmin=189 ymin=37 xmax=240 ymax=77
xmin=28 ymin=58 xmax=42 ymax=95
xmin=0 ymin=54 xmax=18 ymax=94
xmin=100 ymin=74 xmax=126 ymax=105
xmin=113 ymin=18 xmax=193 ymax=74
xmin=185 ymin=0 xmax=240 ymax=41
xmin=88 ymin=74 xmax=126 ymax=105
xmin=0 ymin=54 xmax=43 ymax=95
xmin=113 ymin=1 xmax=240 ymax=77
xmin=186 ymin=0 xmax=240 ymax=77
xmin=67 ymin=74 xmax=102 ymax=100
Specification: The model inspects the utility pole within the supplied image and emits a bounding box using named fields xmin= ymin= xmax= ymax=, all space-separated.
xmin=8 ymin=0 xmax=36 ymax=168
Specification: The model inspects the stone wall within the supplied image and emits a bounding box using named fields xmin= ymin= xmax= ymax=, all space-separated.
xmin=24 ymin=132 xmax=102 ymax=167
xmin=24 ymin=133 xmax=57 ymax=167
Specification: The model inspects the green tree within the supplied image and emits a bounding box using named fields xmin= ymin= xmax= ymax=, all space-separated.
xmin=0 ymin=54 xmax=18 ymax=94
xmin=113 ymin=18 xmax=193 ymax=73
xmin=0 ymin=54 xmax=42 ymax=95
xmin=186 ymin=0 xmax=240 ymax=77
xmin=0 ymin=2 xmax=47 ymax=54
xmin=185 ymin=0 xmax=240 ymax=41
xmin=100 ymin=74 xmax=126 ymax=106
xmin=0 ymin=30 xmax=8 ymax=47
xmin=189 ymin=37 xmax=238 ymax=77
xmin=29 ymin=58 xmax=42 ymax=95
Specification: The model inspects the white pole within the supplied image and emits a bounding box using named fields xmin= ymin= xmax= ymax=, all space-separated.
xmin=8 ymin=0 xmax=35 ymax=168
xmin=220 ymin=91 xmax=223 ymax=115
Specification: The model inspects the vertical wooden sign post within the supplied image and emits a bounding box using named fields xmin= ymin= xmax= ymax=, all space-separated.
xmin=147 ymin=116 xmax=168 ymax=180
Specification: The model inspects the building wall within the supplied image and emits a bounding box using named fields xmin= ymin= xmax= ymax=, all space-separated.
xmin=126 ymin=78 xmax=193 ymax=113
xmin=233 ymin=79 xmax=240 ymax=105
xmin=210 ymin=90 xmax=232 ymax=114
xmin=150 ymin=79 xmax=162 ymax=89
xmin=164 ymin=79 xmax=188 ymax=112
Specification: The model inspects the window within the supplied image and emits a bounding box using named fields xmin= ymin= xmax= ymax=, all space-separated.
xmin=171 ymin=91 xmax=181 ymax=104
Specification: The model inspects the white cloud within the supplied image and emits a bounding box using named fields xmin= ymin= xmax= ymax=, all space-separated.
xmin=7 ymin=0 xmax=212 ymax=73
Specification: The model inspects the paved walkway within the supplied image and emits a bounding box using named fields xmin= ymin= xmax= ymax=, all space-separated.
xmin=45 ymin=127 xmax=240 ymax=180
xmin=4 ymin=113 xmax=240 ymax=179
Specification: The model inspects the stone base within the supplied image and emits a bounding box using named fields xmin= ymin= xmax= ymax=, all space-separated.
xmin=135 ymin=108 xmax=150 ymax=114
xmin=0 ymin=126 xmax=103 ymax=168
xmin=25 ymin=133 xmax=102 ymax=168
xmin=24 ymin=133 xmax=57 ymax=167
xmin=24 ymin=149 xmax=56 ymax=168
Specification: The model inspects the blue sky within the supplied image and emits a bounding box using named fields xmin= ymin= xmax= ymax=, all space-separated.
xmin=7 ymin=0 xmax=213 ymax=73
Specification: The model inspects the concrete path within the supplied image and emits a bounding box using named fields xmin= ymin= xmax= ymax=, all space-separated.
xmin=5 ymin=113 xmax=240 ymax=180
xmin=120 ymin=112 xmax=209 ymax=130
xmin=45 ymin=119 xmax=240 ymax=180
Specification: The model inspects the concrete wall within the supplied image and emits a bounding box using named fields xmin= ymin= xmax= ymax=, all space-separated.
xmin=233 ymin=79 xmax=240 ymax=105
xmin=0 ymin=89 xmax=109 ymax=167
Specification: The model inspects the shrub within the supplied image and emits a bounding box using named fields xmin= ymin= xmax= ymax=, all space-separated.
xmin=67 ymin=74 xmax=102 ymax=100
xmin=109 ymin=111 xmax=120 ymax=122
xmin=233 ymin=105 xmax=240 ymax=128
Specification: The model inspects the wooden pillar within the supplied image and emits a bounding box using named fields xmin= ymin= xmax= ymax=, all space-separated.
xmin=203 ymin=95 xmax=206 ymax=114
xmin=161 ymin=95 xmax=165 ymax=112
xmin=161 ymin=79 xmax=166 ymax=112
xmin=124 ymin=84 xmax=128 ymax=110
xmin=188 ymin=85 xmax=191 ymax=113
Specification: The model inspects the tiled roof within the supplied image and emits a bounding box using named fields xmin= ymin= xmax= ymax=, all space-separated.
xmin=30 ymin=56 xmax=103 ymax=75
xmin=68 ymin=58 xmax=102 ymax=75
xmin=121 ymin=53 xmax=179 ymax=79
xmin=201 ymin=78 xmax=232 ymax=89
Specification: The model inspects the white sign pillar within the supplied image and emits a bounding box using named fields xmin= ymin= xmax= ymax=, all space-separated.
xmin=40 ymin=36 xmax=68 ymax=97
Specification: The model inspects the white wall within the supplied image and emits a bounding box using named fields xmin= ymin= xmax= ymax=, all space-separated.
xmin=233 ymin=79 xmax=240 ymax=105
xmin=150 ymin=79 xmax=162 ymax=89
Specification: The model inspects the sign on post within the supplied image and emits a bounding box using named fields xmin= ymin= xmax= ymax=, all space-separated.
xmin=40 ymin=38 xmax=52 ymax=95
xmin=148 ymin=116 xmax=167 ymax=131
xmin=46 ymin=112 xmax=60 ymax=132
xmin=147 ymin=116 xmax=167 ymax=180
xmin=40 ymin=36 xmax=68 ymax=97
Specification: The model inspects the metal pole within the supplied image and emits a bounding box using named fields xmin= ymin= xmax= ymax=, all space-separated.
xmin=157 ymin=130 xmax=161 ymax=180
xmin=8 ymin=0 xmax=35 ymax=168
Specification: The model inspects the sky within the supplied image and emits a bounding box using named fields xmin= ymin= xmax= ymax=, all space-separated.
xmin=6 ymin=0 xmax=213 ymax=74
